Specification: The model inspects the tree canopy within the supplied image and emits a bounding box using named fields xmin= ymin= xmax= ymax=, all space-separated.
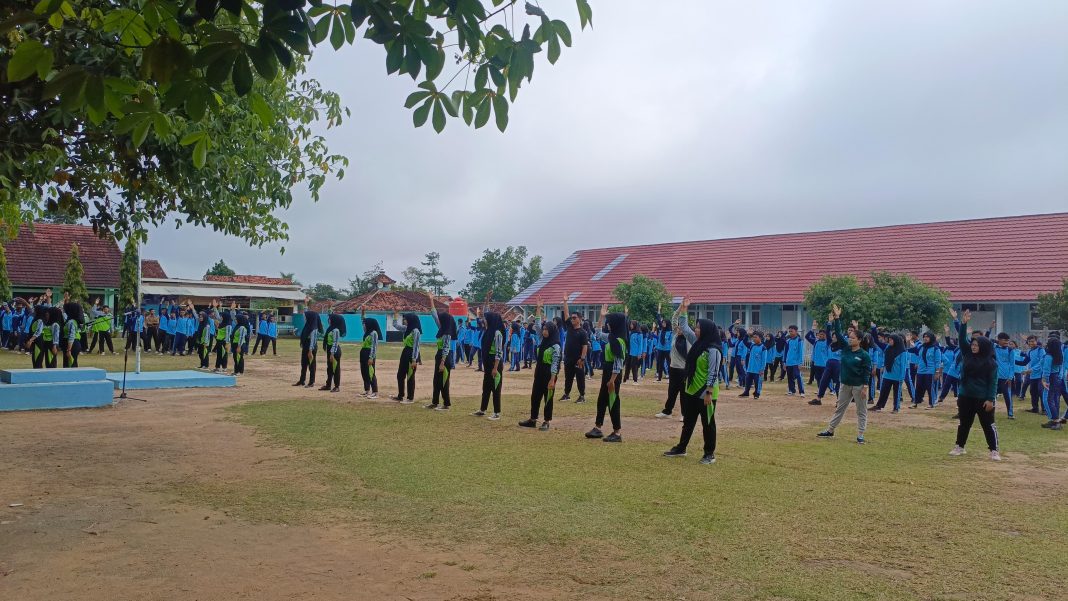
xmin=1035 ymin=278 xmax=1068 ymax=332
xmin=346 ymin=260 xmax=385 ymax=296
xmin=1 ymin=0 xmax=592 ymax=245
xmin=461 ymin=245 xmax=541 ymax=302
xmin=303 ymin=281 xmax=345 ymax=302
xmin=62 ymin=242 xmax=88 ymax=303
xmin=205 ymin=259 xmax=236 ymax=277
xmin=400 ymin=251 xmax=452 ymax=294
xmin=803 ymin=271 xmax=951 ymax=332
xmin=611 ymin=275 xmax=669 ymax=326
xmin=119 ymin=237 xmax=137 ymax=307
xmin=0 ymin=243 xmax=11 ymax=301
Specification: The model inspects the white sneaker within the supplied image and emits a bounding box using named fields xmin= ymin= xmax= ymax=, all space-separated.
xmin=949 ymin=446 xmax=966 ymax=456
xmin=399 ymin=399 xmax=414 ymax=405
xmin=367 ymin=393 xmax=378 ymax=399
xmin=359 ymin=391 xmax=368 ymax=397
xmin=990 ymin=450 xmax=1002 ymax=462
xmin=434 ymin=405 xmax=449 ymax=411
xmin=487 ymin=413 xmax=501 ymax=421
xmin=654 ymin=412 xmax=670 ymax=419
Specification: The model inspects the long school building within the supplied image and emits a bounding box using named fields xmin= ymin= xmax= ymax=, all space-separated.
xmin=509 ymin=213 xmax=1068 ymax=336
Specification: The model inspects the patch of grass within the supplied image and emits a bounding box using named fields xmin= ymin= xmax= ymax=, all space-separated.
xmin=419 ymin=571 xmax=437 ymax=579
xmin=220 ymin=398 xmax=1068 ymax=600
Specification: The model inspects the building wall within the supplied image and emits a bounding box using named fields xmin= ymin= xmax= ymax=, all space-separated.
xmin=13 ymin=286 xmax=115 ymax=308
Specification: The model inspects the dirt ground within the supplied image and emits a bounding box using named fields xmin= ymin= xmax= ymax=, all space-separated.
xmin=0 ymin=352 xmax=974 ymax=600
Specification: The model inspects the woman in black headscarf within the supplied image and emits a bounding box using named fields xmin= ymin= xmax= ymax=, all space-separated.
xmin=664 ymin=299 xmax=722 ymax=464
xmin=195 ymin=311 xmax=212 ymax=370
xmin=61 ymin=302 xmax=84 ymax=368
xmin=426 ymin=294 xmax=456 ymax=410
xmin=320 ymin=312 xmax=346 ymax=392
xmin=46 ymin=306 xmax=64 ymax=369
xmin=586 ymin=305 xmax=629 ymax=443
xmin=520 ymin=302 xmax=560 ymax=430
xmin=1041 ymin=335 xmax=1064 ymax=429
xmin=358 ymin=309 xmax=381 ymax=398
xmin=294 ymin=309 xmax=323 ymax=387
xmin=391 ymin=311 xmax=422 ymax=402
xmin=474 ymin=306 xmax=506 ymax=419
xmin=231 ymin=312 xmax=250 ymax=376
xmin=949 ymin=308 xmax=1000 ymax=460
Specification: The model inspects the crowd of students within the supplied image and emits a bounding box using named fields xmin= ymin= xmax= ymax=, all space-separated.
xmin=293 ymin=293 xmax=1068 ymax=465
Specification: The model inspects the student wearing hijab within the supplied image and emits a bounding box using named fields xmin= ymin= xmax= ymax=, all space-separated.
xmin=817 ymin=306 xmax=873 ymax=444
xmin=26 ymin=305 xmax=49 ymax=369
xmin=1040 ymin=334 xmax=1065 ymax=429
xmin=655 ymin=306 xmax=691 ymax=419
xmin=520 ymin=302 xmax=560 ymax=430
xmin=294 ymin=309 xmax=322 ymax=387
xmin=61 ymin=302 xmax=83 ymax=368
xmin=871 ymin=326 xmax=908 ymax=413
xmin=663 ymin=299 xmax=722 ymax=464
xmin=320 ymin=312 xmax=345 ymax=392
xmin=195 ymin=312 xmax=212 ymax=370
xmin=46 ymin=306 xmax=63 ymax=368
xmin=426 ymin=294 xmax=456 ymax=410
xmin=586 ymin=304 xmax=628 ymax=443
xmin=938 ymin=325 xmax=962 ymax=404
xmin=907 ymin=330 xmax=943 ymax=409
xmin=947 ymin=308 xmax=1000 ymax=459
xmin=231 ymin=312 xmax=249 ymax=376
xmin=213 ymin=310 xmax=233 ymax=373
xmin=391 ymin=311 xmax=422 ymax=403
xmin=473 ymin=302 xmax=506 ymax=419
xmin=358 ymin=309 xmax=381 ymax=398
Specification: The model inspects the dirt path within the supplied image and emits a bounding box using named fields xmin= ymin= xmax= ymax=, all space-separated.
xmin=0 ymin=351 xmax=1004 ymax=600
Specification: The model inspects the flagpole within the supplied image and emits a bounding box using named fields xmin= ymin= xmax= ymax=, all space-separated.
xmin=136 ymin=239 xmax=142 ymax=374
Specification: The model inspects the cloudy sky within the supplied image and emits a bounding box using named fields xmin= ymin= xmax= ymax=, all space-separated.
xmin=145 ymin=0 xmax=1068 ymax=293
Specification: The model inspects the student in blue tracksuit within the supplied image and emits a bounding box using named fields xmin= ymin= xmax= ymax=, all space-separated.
xmin=992 ymin=332 xmax=1024 ymax=419
xmin=872 ymin=329 xmax=908 ymax=412
xmin=783 ymin=325 xmax=805 ymax=397
xmin=868 ymin=332 xmax=884 ymax=403
xmin=730 ymin=322 xmax=750 ymax=388
xmin=909 ymin=331 xmax=942 ymax=409
xmin=806 ymin=322 xmax=830 ymax=386
xmin=810 ymin=319 xmax=842 ymax=406
xmin=470 ymin=319 xmax=483 ymax=371
xmin=627 ymin=322 xmax=644 ymax=383
xmin=1023 ymin=335 xmax=1046 ymax=413
xmin=738 ymin=329 xmax=767 ymax=399
xmin=938 ymin=327 xmax=961 ymax=403
xmin=173 ymin=311 xmax=190 ymax=356
xmin=1011 ymin=341 xmax=1026 ymax=399
xmin=588 ymin=323 xmax=602 ymax=375
xmin=656 ymin=317 xmax=674 ymax=382
xmin=508 ymin=322 xmax=522 ymax=372
xmin=904 ymin=333 xmax=920 ymax=400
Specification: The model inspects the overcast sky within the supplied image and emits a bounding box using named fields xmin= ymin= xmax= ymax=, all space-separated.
xmin=145 ymin=0 xmax=1068 ymax=293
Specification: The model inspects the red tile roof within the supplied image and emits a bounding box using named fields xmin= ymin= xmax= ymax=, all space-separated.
xmin=204 ymin=274 xmax=295 ymax=285
xmin=512 ymin=213 xmax=1068 ymax=305
xmin=331 ymin=290 xmax=450 ymax=313
xmin=141 ymin=259 xmax=168 ymax=279
xmin=4 ymin=223 xmax=121 ymax=289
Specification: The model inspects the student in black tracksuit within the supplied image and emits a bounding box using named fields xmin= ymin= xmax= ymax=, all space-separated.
xmin=520 ymin=303 xmax=561 ymax=431
xmin=586 ymin=306 xmax=628 ymax=443
xmin=664 ymin=303 xmax=722 ymax=464
xmin=391 ymin=312 xmax=421 ymax=403
xmin=948 ymin=308 xmax=1001 ymax=461
xmin=560 ymin=298 xmax=589 ymax=403
xmin=358 ymin=309 xmax=381 ymax=398
xmin=320 ymin=312 xmax=345 ymax=392
xmin=231 ymin=313 xmax=249 ymax=376
xmin=294 ymin=309 xmax=323 ymax=388
xmin=45 ymin=307 xmax=63 ymax=369
xmin=195 ymin=312 xmax=212 ymax=369
xmin=214 ymin=311 xmax=233 ymax=372
xmin=62 ymin=302 xmax=83 ymax=368
xmin=426 ymin=298 xmax=456 ymax=410
xmin=473 ymin=307 xmax=505 ymax=419
xmin=27 ymin=306 xmax=49 ymax=369
xmin=656 ymin=305 xmax=690 ymax=418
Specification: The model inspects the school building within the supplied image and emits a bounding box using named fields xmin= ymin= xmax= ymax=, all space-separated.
xmin=4 ymin=223 xmax=122 ymax=306
xmin=509 ymin=213 xmax=1068 ymax=335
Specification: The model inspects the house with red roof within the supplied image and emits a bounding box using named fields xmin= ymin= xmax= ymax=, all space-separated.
xmin=4 ymin=223 xmax=122 ymax=306
xmin=510 ymin=213 xmax=1068 ymax=334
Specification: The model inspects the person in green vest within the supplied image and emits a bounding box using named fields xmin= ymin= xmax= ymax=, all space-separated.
xmin=586 ymin=304 xmax=628 ymax=443
xmin=89 ymin=306 xmax=115 ymax=354
xmin=426 ymin=291 xmax=457 ymax=410
xmin=391 ymin=311 xmax=422 ymax=403
xmin=663 ymin=299 xmax=723 ymax=464
xmin=519 ymin=301 xmax=560 ymax=431
xmin=473 ymin=301 xmax=506 ymax=420
xmin=230 ymin=312 xmax=249 ymax=376
xmin=45 ymin=306 xmax=63 ymax=369
xmin=26 ymin=305 xmax=48 ymax=369
xmin=213 ymin=310 xmax=232 ymax=373
xmin=320 ymin=312 xmax=345 ymax=392
xmin=195 ymin=312 xmax=213 ymax=370
xmin=61 ymin=302 xmax=84 ymax=368
xmin=358 ymin=309 xmax=381 ymax=399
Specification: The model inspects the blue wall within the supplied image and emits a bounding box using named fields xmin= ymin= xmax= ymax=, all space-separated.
xmin=291 ymin=312 xmax=453 ymax=343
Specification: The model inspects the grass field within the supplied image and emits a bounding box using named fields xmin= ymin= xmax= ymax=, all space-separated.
xmin=187 ymin=384 xmax=1068 ymax=600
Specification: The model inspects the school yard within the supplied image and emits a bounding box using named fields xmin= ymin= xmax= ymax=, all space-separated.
xmin=1 ymin=339 xmax=1065 ymax=601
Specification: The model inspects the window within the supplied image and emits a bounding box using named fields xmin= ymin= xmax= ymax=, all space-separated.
xmin=1030 ymin=304 xmax=1044 ymax=330
xmin=782 ymin=305 xmax=797 ymax=311
xmin=731 ymin=305 xmax=746 ymax=324
xmin=750 ymin=306 xmax=761 ymax=326
xmin=960 ymin=303 xmax=995 ymax=312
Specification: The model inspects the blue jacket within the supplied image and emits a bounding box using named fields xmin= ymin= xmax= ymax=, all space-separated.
xmin=806 ymin=331 xmax=829 ymax=367
xmin=657 ymin=331 xmax=674 ymax=352
xmin=915 ymin=344 xmax=942 ymax=375
xmin=868 ymin=344 xmax=884 ymax=370
xmin=993 ymin=344 xmax=1017 ymax=380
xmin=1026 ymin=346 xmax=1046 ymax=376
xmin=628 ymin=332 xmax=644 ymax=357
xmin=745 ymin=342 xmax=768 ymax=374
xmin=883 ymin=349 xmax=908 ymax=381
xmin=783 ymin=335 xmax=804 ymax=366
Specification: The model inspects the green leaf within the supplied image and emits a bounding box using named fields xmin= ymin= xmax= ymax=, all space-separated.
xmin=312 ymin=15 xmax=330 ymax=44
xmin=431 ymin=98 xmax=446 ymax=133
xmin=547 ymin=34 xmax=560 ymax=64
xmin=341 ymin=10 xmax=356 ymax=43
xmin=84 ymin=75 xmax=105 ymax=112
xmin=152 ymin=113 xmax=172 ymax=138
xmin=385 ymin=41 xmax=403 ymax=74
xmin=179 ymin=131 xmax=205 ymax=146
xmin=204 ymin=48 xmax=237 ymax=86
xmin=8 ymin=39 xmax=52 ymax=82
xmin=442 ymin=93 xmax=459 ymax=118
xmin=192 ymin=137 xmax=208 ymax=168
xmin=248 ymin=92 xmax=274 ymax=126
xmin=474 ymin=97 xmax=491 ymax=129
xmin=0 ymin=11 xmax=39 ymax=35
xmin=474 ymin=64 xmax=488 ymax=90
xmin=413 ymin=97 xmax=432 ymax=127
xmin=492 ymin=94 xmax=508 ymax=132
xmin=248 ymin=43 xmax=279 ymax=80
xmin=329 ymin=14 xmax=345 ymax=50
xmin=553 ymin=20 xmax=572 ymax=46
xmin=131 ymin=117 xmax=152 ymax=147
xmin=576 ymin=0 xmax=592 ymax=29
xmin=488 ymin=66 xmax=504 ymax=88
xmin=404 ymin=90 xmax=431 ymax=108
xmin=232 ymin=53 xmax=253 ymax=96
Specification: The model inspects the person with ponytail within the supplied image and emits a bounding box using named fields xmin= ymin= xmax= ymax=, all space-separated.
xmin=655 ymin=303 xmax=691 ymax=419
xmin=294 ymin=308 xmax=322 ymax=387
xmin=871 ymin=327 xmax=908 ymax=413
xmin=663 ymin=298 xmax=722 ymax=464
xmin=817 ymin=306 xmax=873 ymax=444
xmin=1040 ymin=333 xmax=1065 ymax=430
xmin=586 ymin=304 xmax=628 ymax=443
xmin=231 ymin=312 xmax=249 ymax=376
xmin=426 ymin=292 xmax=456 ymax=410
xmin=473 ymin=295 xmax=505 ymax=420
xmin=948 ymin=308 xmax=1001 ymax=459
xmin=391 ymin=310 xmax=422 ymax=403
xmin=358 ymin=309 xmax=381 ymax=399
xmin=61 ymin=302 xmax=83 ymax=368
xmin=938 ymin=324 xmax=961 ymax=404
xmin=908 ymin=330 xmax=943 ymax=409
xmin=520 ymin=301 xmax=560 ymax=430
xmin=320 ymin=312 xmax=345 ymax=392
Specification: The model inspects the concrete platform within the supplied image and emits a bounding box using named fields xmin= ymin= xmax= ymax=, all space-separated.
xmin=0 ymin=380 xmax=114 ymax=411
xmin=106 ymin=370 xmax=237 ymax=390
xmin=0 ymin=367 xmax=108 ymax=384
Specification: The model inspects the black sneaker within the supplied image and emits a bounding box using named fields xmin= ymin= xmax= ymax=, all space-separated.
xmin=292 ymin=381 xmax=305 ymax=387
xmin=560 ymin=394 xmax=571 ymax=401
xmin=1042 ymin=421 xmax=1056 ymax=429
xmin=663 ymin=447 xmax=687 ymax=457
xmin=575 ymin=395 xmax=586 ymax=404
xmin=738 ymin=393 xmax=750 ymax=398
xmin=1026 ymin=408 xmax=1040 ymax=414
xmin=471 ymin=410 xmax=486 ymax=417
xmin=753 ymin=394 xmax=760 ymax=399
xmin=518 ymin=419 xmax=537 ymax=428
xmin=585 ymin=427 xmax=603 ymax=439
xmin=808 ymin=399 xmax=822 ymax=406
xmin=603 ymin=433 xmax=622 ymax=443
xmin=538 ymin=421 xmax=550 ymax=431
xmin=699 ymin=454 xmax=716 ymax=465
xmin=817 ymin=430 xmax=834 ymax=438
